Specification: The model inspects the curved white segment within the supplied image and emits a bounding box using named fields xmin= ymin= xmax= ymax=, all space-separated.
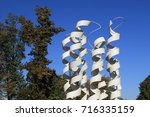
xmin=98 ymin=81 xmax=106 ymax=89
xmin=76 ymin=20 xmax=91 ymax=30
xmin=66 ymin=87 xmax=82 ymax=99
xmin=106 ymin=47 xmax=119 ymax=60
xmin=62 ymin=37 xmax=71 ymax=48
xmin=106 ymin=20 xmax=121 ymax=100
xmin=99 ymin=90 xmax=108 ymax=99
xmin=88 ymin=37 xmax=108 ymax=100
xmin=70 ymin=32 xmax=83 ymax=43
xmin=88 ymin=89 xmax=100 ymax=100
xmin=107 ymin=62 xmax=120 ymax=73
xmin=64 ymin=79 xmax=70 ymax=92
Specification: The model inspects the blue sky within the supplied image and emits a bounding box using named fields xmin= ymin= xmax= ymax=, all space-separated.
xmin=0 ymin=0 xmax=150 ymax=99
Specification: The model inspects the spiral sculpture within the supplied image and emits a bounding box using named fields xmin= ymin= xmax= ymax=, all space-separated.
xmin=106 ymin=20 xmax=121 ymax=100
xmin=62 ymin=35 xmax=72 ymax=99
xmin=62 ymin=32 xmax=83 ymax=99
xmin=62 ymin=20 xmax=91 ymax=99
xmin=62 ymin=18 xmax=123 ymax=100
xmin=88 ymin=37 xmax=108 ymax=100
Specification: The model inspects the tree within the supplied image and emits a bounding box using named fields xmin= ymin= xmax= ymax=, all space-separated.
xmin=0 ymin=13 xmax=25 ymax=99
xmin=137 ymin=75 xmax=150 ymax=100
xmin=43 ymin=74 xmax=66 ymax=100
xmin=18 ymin=6 xmax=65 ymax=99
xmin=16 ymin=73 xmax=67 ymax=100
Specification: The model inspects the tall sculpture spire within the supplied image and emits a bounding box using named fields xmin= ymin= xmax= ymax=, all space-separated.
xmin=62 ymin=20 xmax=91 ymax=99
xmin=88 ymin=37 xmax=108 ymax=100
xmin=106 ymin=19 xmax=122 ymax=100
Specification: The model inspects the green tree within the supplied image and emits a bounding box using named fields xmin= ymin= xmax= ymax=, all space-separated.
xmin=0 ymin=13 xmax=25 ymax=100
xmin=49 ymin=75 xmax=66 ymax=100
xmin=137 ymin=75 xmax=150 ymax=100
xmin=16 ymin=72 xmax=66 ymax=100
xmin=18 ymin=6 xmax=65 ymax=99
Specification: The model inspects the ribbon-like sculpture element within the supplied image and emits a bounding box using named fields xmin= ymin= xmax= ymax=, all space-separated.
xmin=106 ymin=20 xmax=121 ymax=100
xmin=62 ymin=20 xmax=91 ymax=99
xmin=88 ymin=37 xmax=108 ymax=100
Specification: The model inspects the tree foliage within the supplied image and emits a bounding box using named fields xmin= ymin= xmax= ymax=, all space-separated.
xmin=17 ymin=6 xmax=65 ymax=99
xmin=137 ymin=75 xmax=150 ymax=100
xmin=16 ymin=73 xmax=67 ymax=100
xmin=0 ymin=13 xmax=25 ymax=99
xmin=19 ymin=6 xmax=64 ymax=80
xmin=0 ymin=6 xmax=66 ymax=100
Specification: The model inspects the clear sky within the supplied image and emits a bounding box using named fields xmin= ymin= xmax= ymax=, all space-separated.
xmin=0 ymin=0 xmax=150 ymax=99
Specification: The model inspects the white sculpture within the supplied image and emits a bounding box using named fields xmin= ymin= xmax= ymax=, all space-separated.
xmin=106 ymin=18 xmax=123 ymax=100
xmin=88 ymin=37 xmax=108 ymax=100
xmin=63 ymin=20 xmax=90 ymax=99
xmin=62 ymin=18 xmax=123 ymax=100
